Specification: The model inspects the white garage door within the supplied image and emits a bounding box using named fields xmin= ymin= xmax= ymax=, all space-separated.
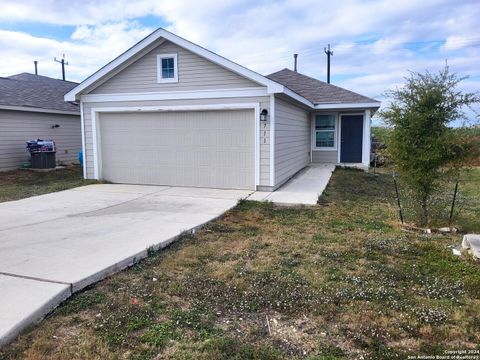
xmin=98 ymin=109 xmax=256 ymax=189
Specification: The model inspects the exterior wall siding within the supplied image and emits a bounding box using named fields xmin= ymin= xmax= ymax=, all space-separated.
xmin=91 ymin=40 xmax=261 ymax=94
xmin=0 ymin=110 xmax=81 ymax=171
xmin=312 ymin=150 xmax=337 ymax=163
xmin=82 ymin=96 xmax=271 ymax=187
xmin=274 ymin=97 xmax=311 ymax=186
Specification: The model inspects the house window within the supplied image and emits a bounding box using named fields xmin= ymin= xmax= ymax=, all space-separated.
xmin=315 ymin=114 xmax=336 ymax=149
xmin=157 ymin=53 xmax=178 ymax=83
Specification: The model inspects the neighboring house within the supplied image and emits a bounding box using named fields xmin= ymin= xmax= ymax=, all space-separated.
xmin=0 ymin=73 xmax=81 ymax=171
xmin=65 ymin=28 xmax=380 ymax=191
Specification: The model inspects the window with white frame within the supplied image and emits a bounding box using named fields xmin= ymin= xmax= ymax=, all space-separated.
xmin=157 ymin=53 xmax=178 ymax=83
xmin=315 ymin=114 xmax=336 ymax=149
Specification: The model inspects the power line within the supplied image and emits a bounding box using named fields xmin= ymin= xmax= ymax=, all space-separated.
xmin=236 ymin=36 xmax=480 ymax=62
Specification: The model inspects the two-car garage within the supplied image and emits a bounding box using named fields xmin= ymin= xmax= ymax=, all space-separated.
xmin=96 ymin=109 xmax=257 ymax=190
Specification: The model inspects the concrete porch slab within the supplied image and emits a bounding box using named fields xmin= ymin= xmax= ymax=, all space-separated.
xmin=247 ymin=164 xmax=335 ymax=205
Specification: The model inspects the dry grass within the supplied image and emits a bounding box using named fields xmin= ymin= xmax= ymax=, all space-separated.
xmin=0 ymin=165 xmax=98 ymax=203
xmin=1 ymin=168 xmax=479 ymax=359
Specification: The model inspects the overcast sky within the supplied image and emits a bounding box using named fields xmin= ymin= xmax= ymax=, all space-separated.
xmin=0 ymin=0 xmax=479 ymax=122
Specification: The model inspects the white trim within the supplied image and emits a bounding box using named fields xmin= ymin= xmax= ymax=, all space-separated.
xmin=90 ymin=103 xmax=260 ymax=188
xmin=314 ymin=102 xmax=381 ymax=110
xmin=0 ymin=105 xmax=79 ymax=116
xmin=312 ymin=113 xmax=338 ymax=151
xmin=254 ymin=104 xmax=260 ymax=188
xmin=80 ymin=87 xmax=268 ymax=102
xmin=269 ymin=94 xmax=275 ymax=186
xmin=338 ymin=112 xmax=365 ymax=164
xmin=283 ymin=87 xmax=314 ymax=108
xmin=80 ymin=103 xmax=86 ymax=179
xmin=65 ymin=28 xmax=284 ymax=101
xmin=337 ymin=116 xmax=342 ymax=163
xmin=91 ymin=108 xmax=99 ymax=179
xmin=362 ymin=109 xmax=371 ymax=167
xmin=157 ymin=53 xmax=178 ymax=83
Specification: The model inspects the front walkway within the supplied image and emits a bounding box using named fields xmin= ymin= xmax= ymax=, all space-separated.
xmin=248 ymin=164 xmax=335 ymax=205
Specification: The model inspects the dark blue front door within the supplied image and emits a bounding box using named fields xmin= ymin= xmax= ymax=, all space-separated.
xmin=340 ymin=115 xmax=363 ymax=163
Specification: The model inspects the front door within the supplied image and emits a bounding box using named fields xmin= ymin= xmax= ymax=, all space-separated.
xmin=340 ymin=115 xmax=363 ymax=163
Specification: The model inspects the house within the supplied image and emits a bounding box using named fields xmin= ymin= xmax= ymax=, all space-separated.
xmin=65 ymin=28 xmax=380 ymax=191
xmin=0 ymin=73 xmax=81 ymax=171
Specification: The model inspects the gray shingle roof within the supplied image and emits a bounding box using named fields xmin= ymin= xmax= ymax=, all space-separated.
xmin=266 ymin=68 xmax=378 ymax=105
xmin=0 ymin=73 xmax=79 ymax=113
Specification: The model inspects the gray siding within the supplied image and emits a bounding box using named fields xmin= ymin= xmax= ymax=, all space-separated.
xmin=312 ymin=150 xmax=337 ymax=163
xmin=82 ymin=96 xmax=271 ymax=186
xmin=274 ymin=97 xmax=310 ymax=186
xmin=0 ymin=110 xmax=81 ymax=171
xmin=91 ymin=40 xmax=261 ymax=94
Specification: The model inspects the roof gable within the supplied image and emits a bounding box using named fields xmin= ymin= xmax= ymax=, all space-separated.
xmin=0 ymin=73 xmax=79 ymax=113
xmin=65 ymin=28 xmax=284 ymax=101
xmin=89 ymin=40 xmax=261 ymax=94
xmin=266 ymin=69 xmax=380 ymax=107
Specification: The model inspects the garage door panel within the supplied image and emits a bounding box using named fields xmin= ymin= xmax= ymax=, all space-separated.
xmin=99 ymin=109 xmax=255 ymax=189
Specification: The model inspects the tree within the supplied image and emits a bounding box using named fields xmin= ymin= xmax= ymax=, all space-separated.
xmin=380 ymin=66 xmax=479 ymax=226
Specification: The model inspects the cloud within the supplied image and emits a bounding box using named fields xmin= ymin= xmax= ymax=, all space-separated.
xmin=0 ymin=20 xmax=153 ymax=82
xmin=0 ymin=0 xmax=478 ymax=114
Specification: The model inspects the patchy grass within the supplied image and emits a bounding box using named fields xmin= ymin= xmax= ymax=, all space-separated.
xmin=1 ymin=168 xmax=479 ymax=359
xmin=0 ymin=165 xmax=99 ymax=202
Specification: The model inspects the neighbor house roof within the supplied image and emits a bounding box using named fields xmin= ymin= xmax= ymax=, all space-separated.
xmin=266 ymin=68 xmax=379 ymax=108
xmin=0 ymin=73 xmax=79 ymax=114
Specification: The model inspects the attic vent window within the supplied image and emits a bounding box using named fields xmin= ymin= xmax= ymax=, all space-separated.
xmin=157 ymin=53 xmax=178 ymax=83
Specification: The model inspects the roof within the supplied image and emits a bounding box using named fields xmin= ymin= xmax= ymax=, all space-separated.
xmin=65 ymin=27 xmax=379 ymax=110
xmin=0 ymin=73 xmax=79 ymax=114
xmin=65 ymin=27 xmax=284 ymax=102
xmin=266 ymin=68 xmax=379 ymax=106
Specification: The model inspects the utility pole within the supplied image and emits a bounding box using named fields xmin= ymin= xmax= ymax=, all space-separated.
xmin=54 ymin=54 xmax=69 ymax=81
xmin=324 ymin=44 xmax=333 ymax=83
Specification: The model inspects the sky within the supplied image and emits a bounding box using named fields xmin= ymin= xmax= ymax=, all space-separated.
xmin=0 ymin=0 xmax=479 ymax=124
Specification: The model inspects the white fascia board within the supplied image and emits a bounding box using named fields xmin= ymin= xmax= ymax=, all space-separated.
xmin=65 ymin=28 xmax=283 ymax=101
xmin=80 ymin=87 xmax=269 ymax=103
xmin=282 ymin=88 xmax=314 ymax=108
xmin=314 ymin=102 xmax=381 ymax=110
xmin=0 ymin=105 xmax=79 ymax=116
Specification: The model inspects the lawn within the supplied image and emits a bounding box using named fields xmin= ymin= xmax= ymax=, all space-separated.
xmin=0 ymin=165 xmax=98 ymax=203
xmin=1 ymin=168 xmax=479 ymax=359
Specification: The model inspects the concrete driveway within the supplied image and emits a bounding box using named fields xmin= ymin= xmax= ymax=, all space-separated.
xmin=0 ymin=184 xmax=251 ymax=347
